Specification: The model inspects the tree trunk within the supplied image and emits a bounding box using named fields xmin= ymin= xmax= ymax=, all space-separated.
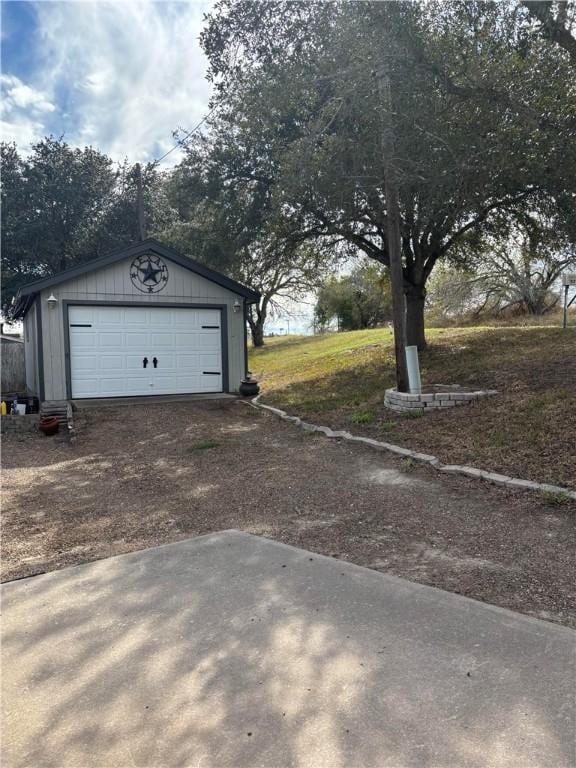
xmin=251 ymin=322 xmax=265 ymax=347
xmin=405 ymin=286 xmax=427 ymax=351
xmin=248 ymin=301 xmax=267 ymax=347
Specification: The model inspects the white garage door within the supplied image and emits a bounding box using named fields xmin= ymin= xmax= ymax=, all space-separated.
xmin=68 ymin=306 xmax=223 ymax=398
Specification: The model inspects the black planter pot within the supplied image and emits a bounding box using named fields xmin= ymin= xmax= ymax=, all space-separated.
xmin=239 ymin=379 xmax=260 ymax=397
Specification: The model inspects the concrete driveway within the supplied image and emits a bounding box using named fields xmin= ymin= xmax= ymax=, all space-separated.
xmin=2 ymin=531 xmax=574 ymax=768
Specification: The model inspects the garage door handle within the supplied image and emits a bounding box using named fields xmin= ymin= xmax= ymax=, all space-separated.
xmin=203 ymin=371 xmax=221 ymax=375
xmin=143 ymin=357 xmax=148 ymax=368
xmin=153 ymin=357 xmax=158 ymax=368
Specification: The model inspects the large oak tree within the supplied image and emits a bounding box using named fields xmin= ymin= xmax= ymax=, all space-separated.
xmin=199 ymin=0 xmax=576 ymax=349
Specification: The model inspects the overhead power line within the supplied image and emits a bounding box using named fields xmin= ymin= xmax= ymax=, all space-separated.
xmin=154 ymin=105 xmax=218 ymax=165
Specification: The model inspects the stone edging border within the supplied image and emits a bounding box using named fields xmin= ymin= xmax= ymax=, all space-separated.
xmin=249 ymin=395 xmax=576 ymax=501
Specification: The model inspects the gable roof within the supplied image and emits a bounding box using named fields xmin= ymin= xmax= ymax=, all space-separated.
xmin=13 ymin=239 xmax=260 ymax=317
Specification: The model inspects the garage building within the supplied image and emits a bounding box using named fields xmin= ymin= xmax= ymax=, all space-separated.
xmin=13 ymin=240 xmax=259 ymax=403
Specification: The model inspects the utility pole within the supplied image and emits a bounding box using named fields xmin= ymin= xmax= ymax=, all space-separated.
xmin=375 ymin=64 xmax=409 ymax=392
xmin=135 ymin=163 xmax=146 ymax=241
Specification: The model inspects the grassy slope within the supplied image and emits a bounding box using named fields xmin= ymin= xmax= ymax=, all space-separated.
xmin=250 ymin=326 xmax=576 ymax=490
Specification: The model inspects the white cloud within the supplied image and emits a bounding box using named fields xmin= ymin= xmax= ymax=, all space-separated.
xmin=1 ymin=74 xmax=56 ymax=112
xmin=5 ymin=1 xmax=214 ymax=165
xmin=0 ymin=75 xmax=56 ymax=148
xmin=0 ymin=115 xmax=46 ymax=149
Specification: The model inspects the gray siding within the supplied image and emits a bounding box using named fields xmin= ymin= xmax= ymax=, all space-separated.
xmin=24 ymin=303 xmax=39 ymax=395
xmin=38 ymin=257 xmax=247 ymax=400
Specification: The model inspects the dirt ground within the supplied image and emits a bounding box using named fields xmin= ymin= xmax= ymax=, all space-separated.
xmin=2 ymin=399 xmax=575 ymax=628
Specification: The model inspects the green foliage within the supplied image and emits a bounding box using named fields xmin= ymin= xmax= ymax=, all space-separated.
xmin=163 ymin=137 xmax=337 ymax=346
xmin=1 ymin=139 xmax=176 ymax=315
xmin=399 ymin=410 xmax=424 ymax=420
xmin=1 ymin=138 xmax=115 ymax=311
xmin=97 ymin=160 xmax=177 ymax=253
xmin=350 ymin=410 xmax=376 ymax=425
xmin=315 ymin=263 xmax=392 ymax=331
xmin=541 ymin=491 xmax=572 ymax=507
xmin=199 ymin=0 xmax=576 ymax=348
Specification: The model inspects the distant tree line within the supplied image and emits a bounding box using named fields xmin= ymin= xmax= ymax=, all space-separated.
xmin=315 ymin=265 xmax=392 ymax=332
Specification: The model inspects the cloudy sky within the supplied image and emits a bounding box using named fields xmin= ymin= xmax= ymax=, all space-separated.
xmin=1 ymin=0 xmax=213 ymax=166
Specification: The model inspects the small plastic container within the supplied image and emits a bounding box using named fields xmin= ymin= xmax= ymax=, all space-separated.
xmin=16 ymin=404 xmax=27 ymax=416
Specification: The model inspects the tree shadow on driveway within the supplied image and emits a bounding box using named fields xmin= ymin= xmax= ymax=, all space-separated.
xmin=2 ymin=532 xmax=574 ymax=768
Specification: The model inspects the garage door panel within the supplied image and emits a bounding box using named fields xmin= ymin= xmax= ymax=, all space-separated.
xmin=69 ymin=306 xmax=224 ymax=398
xmin=125 ymin=331 xmax=148 ymax=347
xmin=69 ymin=331 xmax=97 ymax=347
xmin=72 ymin=356 xmax=97 ymax=371
xmin=201 ymin=373 xmax=223 ymax=389
xmin=174 ymin=312 xmax=199 ymax=327
xmin=174 ymin=332 xmax=199 ymax=348
xmin=72 ymin=382 xmax=99 ymax=398
xmin=125 ymin=354 xmax=147 ymax=370
xmin=99 ymin=378 xmax=127 ymax=393
xmin=151 ymin=376 xmax=177 ymax=389
xmin=151 ymin=332 xmax=174 ymax=347
xmin=99 ymin=333 xmax=124 ymax=346
xmin=199 ymin=312 xmax=220 ymax=327
xmin=99 ymin=355 xmax=124 ymax=370
xmin=151 ymin=309 xmax=173 ymax=326
xmin=97 ymin=309 xmax=123 ymax=325
xmin=69 ymin=308 xmax=94 ymax=323
xmin=123 ymin=310 xmax=148 ymax=325
xmin=198 ymin=334 xmax=220 ymax=351
xmin=155 ymin=353 xmax=176 ymax=369
xmin=199 ymin=352 xmax=221 ymax=368
xmin=177 ymin=354 xmax=199 ymax=369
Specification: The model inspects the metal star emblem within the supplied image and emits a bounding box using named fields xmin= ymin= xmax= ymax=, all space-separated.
xmin=130 ymin=254 xmax=168 ymax=293
xmin=138 ymin=260 xmax=162 ymax=284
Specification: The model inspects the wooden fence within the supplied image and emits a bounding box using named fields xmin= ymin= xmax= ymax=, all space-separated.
xmin=1 ymin=340 xmax=26 ymax=393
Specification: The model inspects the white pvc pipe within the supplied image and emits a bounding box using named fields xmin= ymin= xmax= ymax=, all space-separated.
xmin=406 ymin=345 xmax=422 ymax=394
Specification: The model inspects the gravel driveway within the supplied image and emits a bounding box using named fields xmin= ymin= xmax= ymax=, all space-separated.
xmin=2 ymin=398 xmax=574 ymax=627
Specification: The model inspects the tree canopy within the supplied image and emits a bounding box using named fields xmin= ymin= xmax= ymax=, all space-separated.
xmin=199 ymin=0 xmax=576 ymax=348
xmin=163 ymin=136 xmax=336 ymax=345
xmin=315 ymin=263 xmax=392 ymax=332
xmin=1 ymin=138 xmax=175 ymax=315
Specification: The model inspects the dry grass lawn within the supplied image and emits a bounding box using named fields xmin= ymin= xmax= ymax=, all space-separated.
xmin=250 ymin=326 xmax=576 ymax=490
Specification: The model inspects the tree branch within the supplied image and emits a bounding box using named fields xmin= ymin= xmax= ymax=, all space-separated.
xmin=522 ymin=1 xmax=576 ymax=64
